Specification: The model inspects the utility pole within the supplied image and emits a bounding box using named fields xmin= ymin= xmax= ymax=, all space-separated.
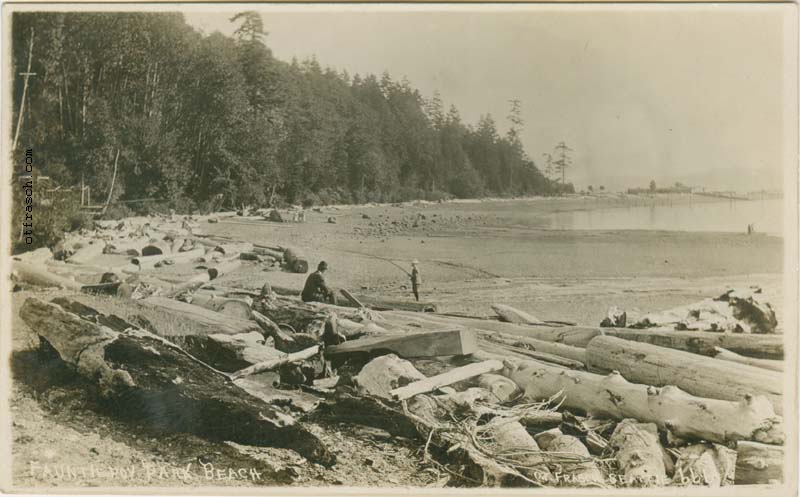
xmin=12 ymin=28 xmax=36 ymax=152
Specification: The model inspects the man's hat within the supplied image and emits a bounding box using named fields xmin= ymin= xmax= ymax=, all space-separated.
xmin=412 ymin=259 xmax=419 ymax=265
xmin=318 ymin=261 xmax=329 ymax=270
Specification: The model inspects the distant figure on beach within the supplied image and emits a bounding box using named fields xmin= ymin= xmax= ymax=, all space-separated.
xmin=302 ymin=261 xmax=336 ymax=304
xmin=410 ymin=260 xmax=422 ymax=302
xmin=747 ymin=223 xmax=755 ymax=235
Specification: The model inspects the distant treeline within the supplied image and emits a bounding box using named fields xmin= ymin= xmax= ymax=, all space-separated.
xmin=11 ymin=12 xmax=572 ymax=211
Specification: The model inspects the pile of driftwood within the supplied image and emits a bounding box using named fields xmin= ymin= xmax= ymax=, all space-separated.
xmin=11 ymin=216 xmax=786 ymax=488
xmin=600 ymin=288 xmax=779 ymax=334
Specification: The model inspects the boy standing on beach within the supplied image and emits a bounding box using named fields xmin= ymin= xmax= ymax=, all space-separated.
xmin=410 ymin=260 xmax=421 ymax=302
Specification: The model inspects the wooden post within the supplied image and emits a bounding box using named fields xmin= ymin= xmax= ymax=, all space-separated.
xmin=101 ymin=149 xmax=120 ymax=215
xmin=12 ymin=28 xmax=35 ymax=152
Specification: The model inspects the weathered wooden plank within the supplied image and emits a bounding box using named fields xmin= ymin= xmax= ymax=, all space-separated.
xmin=390 ymin=360 xmax=503 ymax=400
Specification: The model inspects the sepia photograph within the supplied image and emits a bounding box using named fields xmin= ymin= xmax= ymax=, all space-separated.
xmin=1 ymin=3 xmax=798 ymax=494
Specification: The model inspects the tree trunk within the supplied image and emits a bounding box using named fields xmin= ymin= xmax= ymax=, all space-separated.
xmin=283 ymin=247 xmax=308 ymax=273
xmin=141 ymin=296 xmax=262 ymax=336
xmin=673 ymin=443 xmax=737 ymax=487
xmin=584 ymin=336 xmax=782 ymax=414
xmin=536 ymin=430 xmax=605 ymax=487
xmin=67 ymin=242 xmax=106 ymax=265
xmin=713 ymin=347 xmax=783 ymax=372
xmin=11 ymin=262 xmax=84 ymax=291
xmin=502 ymin=358 xmax=783 ymax=445
xmin=734 ymin=441 xmax=783 ymax=485
xmin=354 ymin=354 xmax=426 ymax=399
xmin=491 ymin=303 xmax=544 ymax=325
xmin=179 ymin=332 xmax=282 ymax=373
xmin=608 ymin=420 xmax=667 ymax=487
xmin=479 ymin=331 xmax=587 ymax=363
xmin=603 ymin=328 xmax=783 ymax=360
xmin=18 ymin=297 xmax=334 ymax=466
xmin=132 ymin=247 xmax=204 ymax=270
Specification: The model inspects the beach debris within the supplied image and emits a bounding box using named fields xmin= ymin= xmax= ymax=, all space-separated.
xmin=584 ymin=336 xmax=783 ymax=414
xmin=608 ymin=420 xmax=667 ymax=487
xmin=354 ymin=354 xmax=426 ymax=399
xmin=390 ymin=359 xmax=503 ymax=400
xmin=325 ymin=328 xmax=478 ymax=359
xmin=19 ymin=297 xmax=335 ymax=466
xmin=491 ymin=303 xmax=544 ymax=325
xmin=502 ymin=358 xmax=784 ymax=445
xmin=600 ymin=306 xmax=626 ymax=328
xmin=606 ymin=287 xmax=778 ymax=334
xmin=734 ymin=441 xmax=783 ymax=485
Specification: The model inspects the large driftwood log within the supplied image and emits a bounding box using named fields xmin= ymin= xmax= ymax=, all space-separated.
xmin=283 ymin=247 xmax=308 ymax=273
xmin=602 ymin=328 xmax=784 ymax=359
xmin=355 ymin=354 xmax=426 ymax=399
xmin=584 ymin=336 xmax=783 ymax=414
xmin=673 ymin=443 xmax=737 ymax=487
xmin=181 ymin=332 xmax=283 ymax=373
xmin=141 ymin=296 xmax=262 ymax=336
xmin=325 ymin=328 xmax=477 ymax=359
xmin=481 ymin=417 xmax=553 ymax=484
xmin=190 ymin=291 xmax=252 ymax=319
xmin=383 ymin=311 xmax=602 ymax=346
xmin=535 ymin=429 xmax=605 ymax=487
xmin=19 ymin=297 xmax=333 ymax=465
xmin=503 ymin=359 xmax=783 ymax=445
xmin=608 ymin=420 xmax=667 ymax=487
xmin=734 ymin=441 xmax=783 ymax=484
xmin=491 ymin=304 xmax=544 ymax=325
xmin=132 ymin=247 xmax=204 ymax=269
xmin=713 ymin=347 xmax=783 ymax=372
xmin=229 ymin=346 xmax=320 ymax=380
xmin=66 ymin=241 xmax=106 ymax=265
xmin=341 ymin=294 xmax=438 ymax=312
xmin=11 ymin=262 xmax=84 ymax=291
xmin=480 ymin=331 xmax=587 ymax=363
xmin=476 ymin=374 xmax=521 ymax=403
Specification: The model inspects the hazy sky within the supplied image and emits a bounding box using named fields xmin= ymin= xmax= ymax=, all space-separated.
xmin=185 ymin=5 xmax=793 ymax=192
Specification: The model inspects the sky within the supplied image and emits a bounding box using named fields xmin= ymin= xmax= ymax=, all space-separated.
xmin=185 ymin=5 xmax=793 ymax=192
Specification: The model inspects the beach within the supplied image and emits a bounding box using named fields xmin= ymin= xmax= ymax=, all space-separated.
xmin=203 ymin=194 xmax=785 ymax=326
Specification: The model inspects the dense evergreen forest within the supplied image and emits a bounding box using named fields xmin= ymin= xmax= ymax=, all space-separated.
xmin=11 ymin=11 xmax=572 ymax=214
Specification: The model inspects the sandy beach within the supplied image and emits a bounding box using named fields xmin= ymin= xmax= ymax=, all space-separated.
xmin=9 ymin=194 xmax=786 ymax=487
xmin=202 ymin=195 xmax=784 ymax=326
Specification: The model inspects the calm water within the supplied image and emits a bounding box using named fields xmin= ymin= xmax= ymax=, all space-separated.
xmin=543 ymin=198 xmax=784 ymax=235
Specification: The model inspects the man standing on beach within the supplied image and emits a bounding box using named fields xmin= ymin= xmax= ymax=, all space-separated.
xmin=410 ymin=260 xmax=421 ymax=302
xmin=302 ymin=261 xmax=336 ymax=304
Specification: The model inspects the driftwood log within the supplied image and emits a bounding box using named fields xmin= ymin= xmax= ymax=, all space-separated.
xmin=608 ymin=420 xmax=667 ymax=487
xmin=283 ymin=247 xmax=308 ymax=273
xmin=479 ymin=331 xmax=587 ymax=363
xmin=673 ymin=443 xmax=737 ymax=486
xmin=535 ymin=429 xmax=605 ymax=487
xmin=734 ymin=441 xmax=783 ymax=485
xmin=141 ymin=296 xmax=262 ymax=336
xmin=19 ymin=297 xmax=334 ymax=465
xmin=325 ymin=328 xmax=477 ymax=359
xmin=11 ymin=262 xmax=84 ymax=291
xmin=602 ymin=328 xmax=784 ymax=360
xmin=713 ymin=347 xmax=783 ymax=372
xmin=131 ymin=247 xmax=205 ymax=269
xmin=584 ymin=336 xmax=783 ymax=414
xmin=502 ymin=359 xmax=783 ymax=445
